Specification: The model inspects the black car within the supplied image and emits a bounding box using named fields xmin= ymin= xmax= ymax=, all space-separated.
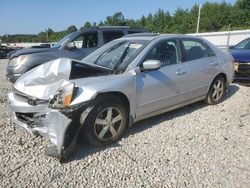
xmin=0 ymin=45 xmax=15 ymax=59
xmin=6 ymin=26 xmax=146 ymax=83
xmin=229 ymin=38 xmax=250 ymax=82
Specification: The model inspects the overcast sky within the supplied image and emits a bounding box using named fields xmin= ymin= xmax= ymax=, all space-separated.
xmin=0 ymin=0 xmax=236 ymax=35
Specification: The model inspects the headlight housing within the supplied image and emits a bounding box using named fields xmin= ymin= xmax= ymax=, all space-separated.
xmin=9 ymin=57 xmax=19 ymax=66
xmin=234 ymin=61 xmax=239 ymax=72
xmin=8 ymin=56 xmax=25 ymax=67
xmin=49 ymin=82 xmax=75 ymax=109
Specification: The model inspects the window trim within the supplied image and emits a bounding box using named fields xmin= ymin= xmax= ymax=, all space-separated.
xmin=180 ymin=37 xmax=216 ymax=62
xmin=69 ymin=31 xmax=99 ymax=49
xmin=138 ymin=38 xmax=183 ymax=68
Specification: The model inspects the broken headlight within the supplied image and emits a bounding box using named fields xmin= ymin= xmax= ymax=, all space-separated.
xmin=49 ymin=82 xmax=75 ymax=109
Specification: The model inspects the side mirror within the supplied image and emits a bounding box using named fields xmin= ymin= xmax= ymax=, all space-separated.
xmin=142 ymin=60 xmax=161 ymax=71
xmin=65 ymin=42 xmax=76 ymax=50
xmin=228 ymin=45 xmax=234 ymax=49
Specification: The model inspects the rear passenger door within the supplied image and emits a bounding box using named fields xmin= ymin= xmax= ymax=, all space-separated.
xmin=180 ymin=38 xmax=219 ymax=98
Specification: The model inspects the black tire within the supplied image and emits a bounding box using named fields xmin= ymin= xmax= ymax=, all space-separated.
xmin=205 ymin=76 xmax=226 ymax=105
xmin=82 ymin=96 xmax=128 ymax=146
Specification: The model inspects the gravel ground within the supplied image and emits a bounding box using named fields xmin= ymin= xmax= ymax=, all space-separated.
xmin=0 ymin=59 xmax=249 ymax=188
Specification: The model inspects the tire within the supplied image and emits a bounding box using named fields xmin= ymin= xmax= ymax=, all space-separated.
xmin=205 ymin=76 xmax=226 ymax=105
xmin=82 ymin=96 xmax=128 ymax=146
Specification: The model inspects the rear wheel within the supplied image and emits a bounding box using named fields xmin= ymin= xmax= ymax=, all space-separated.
xmin=205 ymin=76 xmax=226 ymax=105
xmin=83 ymin=96 xmax=128 ymax=146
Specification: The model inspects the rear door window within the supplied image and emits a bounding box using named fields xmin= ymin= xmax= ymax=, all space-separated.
xmin=181 ymin=39 xmax=215 ymax=61
xmin=103 ymin=31 xmax=124 ymax=44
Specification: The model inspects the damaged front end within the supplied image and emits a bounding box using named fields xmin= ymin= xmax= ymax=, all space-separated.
xmin=8 ymin=58 xmax=111 ymax=159
xmin=8 ymin=85 xmax=93 ymax=160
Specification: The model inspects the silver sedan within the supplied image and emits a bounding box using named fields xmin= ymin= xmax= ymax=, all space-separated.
xmin=8 ymin=34 xmax=234 ymax=160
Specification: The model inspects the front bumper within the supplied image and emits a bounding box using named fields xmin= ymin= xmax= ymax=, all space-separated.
xmin=8 ymin=92 xmax=72 ymax=156
xmin=6 ymin=73 xmax=22 ymax=83
xmin=234 ymin=62 xmax=250 ymax=80
xmin=234 ymin=63 xmax=250 ymax=82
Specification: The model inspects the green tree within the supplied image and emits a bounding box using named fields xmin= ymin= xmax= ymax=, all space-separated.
xmin=198 ymin=2 xmax=232 ymax=32
xmin=67 ymin=25 xmax=78 ymax=33
xmin=80 ymin=22 xmax=92 ymax=30
xmin=104 ymin=12 xmax=127 ymax=26
xmin=153 ymin=9 xmax=172 ymax=33
xmin=231 ymin=0 xmax=250 ymax=29
xmin=145 ymin=13 xmax=154 ymax=32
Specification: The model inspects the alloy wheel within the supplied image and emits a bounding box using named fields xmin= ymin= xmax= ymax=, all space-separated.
xmin=212 ymin=80 xmax=224 ymax=101
xmin=94 ymin=107 xmax=123 ymax=141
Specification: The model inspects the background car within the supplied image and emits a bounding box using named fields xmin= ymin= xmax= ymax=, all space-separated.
xmin=6 ymin=26 xmax=146 ymax=83
xmin=8 ymin=34 xmax=234 ymax=159
xmin=229 ymin=37 xmax=250 ymax=82
xmin=0 ymin=45 xmax=16 ymax=59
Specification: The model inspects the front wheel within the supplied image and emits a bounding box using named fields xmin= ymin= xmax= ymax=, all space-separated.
xmin=205 ymin=76 xmax=226 ymax=105
xmin=82 ymin=96 xmax=128 ymax=146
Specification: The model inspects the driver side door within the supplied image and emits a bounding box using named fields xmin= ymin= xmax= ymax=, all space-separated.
xmin=136 ymin=39 xmax=188 ymax=118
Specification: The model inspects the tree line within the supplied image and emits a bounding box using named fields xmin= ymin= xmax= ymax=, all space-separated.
xmin=1 ymin=0 xmax=249 ymax=43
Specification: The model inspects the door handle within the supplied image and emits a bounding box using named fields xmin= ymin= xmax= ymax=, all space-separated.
xmin=210 ymin=62 xmax=219 ymax=66
xmin=176 ymin=69 xmax=187 ymax=75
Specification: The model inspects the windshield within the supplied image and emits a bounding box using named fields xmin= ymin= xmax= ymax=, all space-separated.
xmin=82 ymin=39 xmax=149 ymax=71
xmin=51 ymin=33 xmax=72 ymax=48
xmin=233 ymin=38 xmax=250 ymax=50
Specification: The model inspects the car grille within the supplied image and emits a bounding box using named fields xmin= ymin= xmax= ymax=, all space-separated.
xmin=16 ymin=112 xmax=36 ymax=125
xmin=13 ymin=88 xmax=29 ymax=101
xmin=16 ymin=112 xmax=46 ymax=125
xmin=13 ymin=87 xmax=48 ymax=105
xmin=235 ymin=62 xmax=250 ymax=77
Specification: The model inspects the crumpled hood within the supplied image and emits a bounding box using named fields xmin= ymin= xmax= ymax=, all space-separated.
xmin=230 ymin=49 xmax=250 ymax=62
xmin=10 ymin=47 xmax=56 ymax=58
xmin=14 ymin=58 xmax=111 ymax=100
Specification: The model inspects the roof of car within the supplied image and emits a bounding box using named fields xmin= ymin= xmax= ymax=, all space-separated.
xmin=80 ymin=26 xmax=145 ymax=32
xmin=123 ymin=33 xmax=204 ymax=41
xmin=68 ymin=26 xmax=146 ymax=38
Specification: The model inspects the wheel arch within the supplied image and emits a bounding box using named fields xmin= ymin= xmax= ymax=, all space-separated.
xmin=213 ymin=72 xmax=228 ymax=87
xmin=95 ymin=91 xmax=131 ymax=114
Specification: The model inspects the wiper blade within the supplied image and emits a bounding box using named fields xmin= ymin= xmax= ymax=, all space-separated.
xmin=113 ymin=42 xmax=133 ymax=70
xmin=80 ymin=60 xmax=113 ymax=72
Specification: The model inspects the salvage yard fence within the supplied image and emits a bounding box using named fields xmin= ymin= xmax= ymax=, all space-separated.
xmin=190 ymin=29 xmax=250 ymax=51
